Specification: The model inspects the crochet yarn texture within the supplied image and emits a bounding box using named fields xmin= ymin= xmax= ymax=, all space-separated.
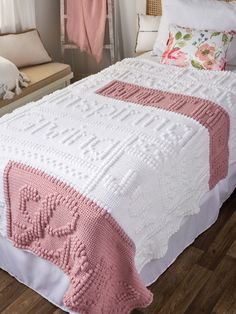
xmin=97 ymin=80 xmax=230 ymax=190
xmin=0 ymin=57 xmax=235 ymax=278
xmin=4 ymin=161 xmax=153 ymax=314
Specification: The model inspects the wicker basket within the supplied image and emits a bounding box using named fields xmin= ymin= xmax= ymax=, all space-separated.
xmin=146 ymin=0 xmax=162 ymax=16
xmin=146 ymin=0 xmax=232 ymax=16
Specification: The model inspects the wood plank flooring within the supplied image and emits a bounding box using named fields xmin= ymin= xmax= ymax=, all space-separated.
xmin=0 ymin=190 xmax=235 ymax=314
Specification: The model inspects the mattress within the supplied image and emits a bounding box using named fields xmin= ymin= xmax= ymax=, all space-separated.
xmin=0 ymin=56 xmax=236 ymax=313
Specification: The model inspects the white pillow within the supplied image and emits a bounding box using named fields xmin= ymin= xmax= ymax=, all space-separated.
xmin=0 ymin=29 xmax=52 ymax=68
xmin=0 ymin=56 xmax=30 ymax=100
xmin=153 ymin=0 xmax=236 ymax=65
xmin=135 ymin=14 xmax=161 ymax=54
xmin=152 ymin=15 xmax=169 ymax=56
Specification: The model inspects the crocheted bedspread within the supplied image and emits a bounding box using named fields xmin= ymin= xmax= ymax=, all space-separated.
xmin=4 ymin=161 xmax=152 ymax=313
xmin=0 ymin=58 xmax=236 ymax=312
xmin=97 ymin=80 xmax=230 ymax=190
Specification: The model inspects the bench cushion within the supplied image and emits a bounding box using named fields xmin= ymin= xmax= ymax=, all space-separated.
xmin=0 ymin=62 xmax=72 ymax=109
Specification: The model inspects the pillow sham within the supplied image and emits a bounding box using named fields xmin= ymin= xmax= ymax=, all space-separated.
xmin=0 ymin=29 xmax=52 ymax=68
xmin=0 ymin=56 xmax=30 ymax=100
xmin=135 ymin=14 xmax=161 ymax=54
xmin=153 ymin=0 xmax=236 ymax=65
xmin=160 ymin=25 xmax=233 ymax=71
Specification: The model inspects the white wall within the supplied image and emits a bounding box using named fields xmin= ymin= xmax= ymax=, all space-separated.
xmin=119 ymin=0 xmax=137 ymax=57
xmin=35 ymin=0 xmax=61 ymax=61
xmin=119 ymin=0 xmax=146 ymax=57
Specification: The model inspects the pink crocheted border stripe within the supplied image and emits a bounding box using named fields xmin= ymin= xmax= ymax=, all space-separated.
xmin=97 ymin=80 xmax=230 ymax=189
xmin=4 ymin=161 xmax=153 ymax=314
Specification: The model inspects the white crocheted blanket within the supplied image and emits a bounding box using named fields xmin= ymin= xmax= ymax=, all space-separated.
xmin=0 ymin=58 xmax=236 ymax=271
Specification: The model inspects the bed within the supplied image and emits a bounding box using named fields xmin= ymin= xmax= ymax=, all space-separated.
xmin=0 ymin=0 xmax=236 ymax=313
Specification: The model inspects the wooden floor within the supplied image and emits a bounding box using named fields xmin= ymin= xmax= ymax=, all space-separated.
xmin=0 ymin=191 xmax=235 ymax=314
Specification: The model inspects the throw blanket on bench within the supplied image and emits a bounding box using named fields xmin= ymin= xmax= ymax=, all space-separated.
xmin=1 ymin=58 xmax=236 ymax=313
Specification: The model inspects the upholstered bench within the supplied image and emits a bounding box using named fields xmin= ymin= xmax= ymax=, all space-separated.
xmin=0 ymin=62 xmax=73 ymax=117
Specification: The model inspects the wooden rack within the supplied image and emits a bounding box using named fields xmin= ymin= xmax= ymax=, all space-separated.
xmin=60 ymin=0 xmax=120 ymax=65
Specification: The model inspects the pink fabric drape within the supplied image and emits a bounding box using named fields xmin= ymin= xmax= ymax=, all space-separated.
xmin=66 ymin=0 xmax=107 ymax=63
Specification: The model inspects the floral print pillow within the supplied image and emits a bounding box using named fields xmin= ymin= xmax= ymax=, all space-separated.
xmin=160 ymin=24 xmax=234 ymax=70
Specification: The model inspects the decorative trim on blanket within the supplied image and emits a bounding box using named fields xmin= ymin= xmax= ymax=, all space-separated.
xmin=97 ymin=80 xmax=230 ymax=189
xmin=4 ymin=161 xmax=153 ymax=314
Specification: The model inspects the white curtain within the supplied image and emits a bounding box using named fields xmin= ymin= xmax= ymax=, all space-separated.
xmin=0 ymin=0 xmax=36 ymax=33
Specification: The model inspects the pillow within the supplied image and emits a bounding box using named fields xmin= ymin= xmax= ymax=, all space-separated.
xmin=0 ymin=56 xmax=30 ymax=100
xmin=160 ymin=25 xmax=233 ymax=70
xmin=135 ymin=14 xmax=161 ymax=54
xmin=153 ymin=0 xmax=236 ymax=65
xmin=152 ymin=14 xmax=169 ymax=56
xmin=0 ymin=29 xmax=52 ymax=68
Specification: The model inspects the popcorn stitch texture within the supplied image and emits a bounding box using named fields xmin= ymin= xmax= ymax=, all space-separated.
xmin=0 ymin=58 xmax=235 ymax=274
xmin=97 ymin=80 xmax=230 ymax=189
xmin=4 ymin=161 xmax=153 ymax=314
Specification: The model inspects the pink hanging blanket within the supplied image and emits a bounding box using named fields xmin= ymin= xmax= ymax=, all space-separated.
xmin=4 ymin=161 xmax=152 ymax=314
xmin=66 ymin=0 xmax=107 ymax=63
xmin=97 ymin=80 xmax=230 ymax=189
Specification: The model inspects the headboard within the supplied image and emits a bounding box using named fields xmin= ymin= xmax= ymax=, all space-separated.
xmin=146 ymin=0 xmax=233 ymax=16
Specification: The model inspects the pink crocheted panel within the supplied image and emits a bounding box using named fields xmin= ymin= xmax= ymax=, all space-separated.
xmin=97 ymin=80 xmax=230 ymax=189
xmin=4 ymin=161 xmax=152 ymax=314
